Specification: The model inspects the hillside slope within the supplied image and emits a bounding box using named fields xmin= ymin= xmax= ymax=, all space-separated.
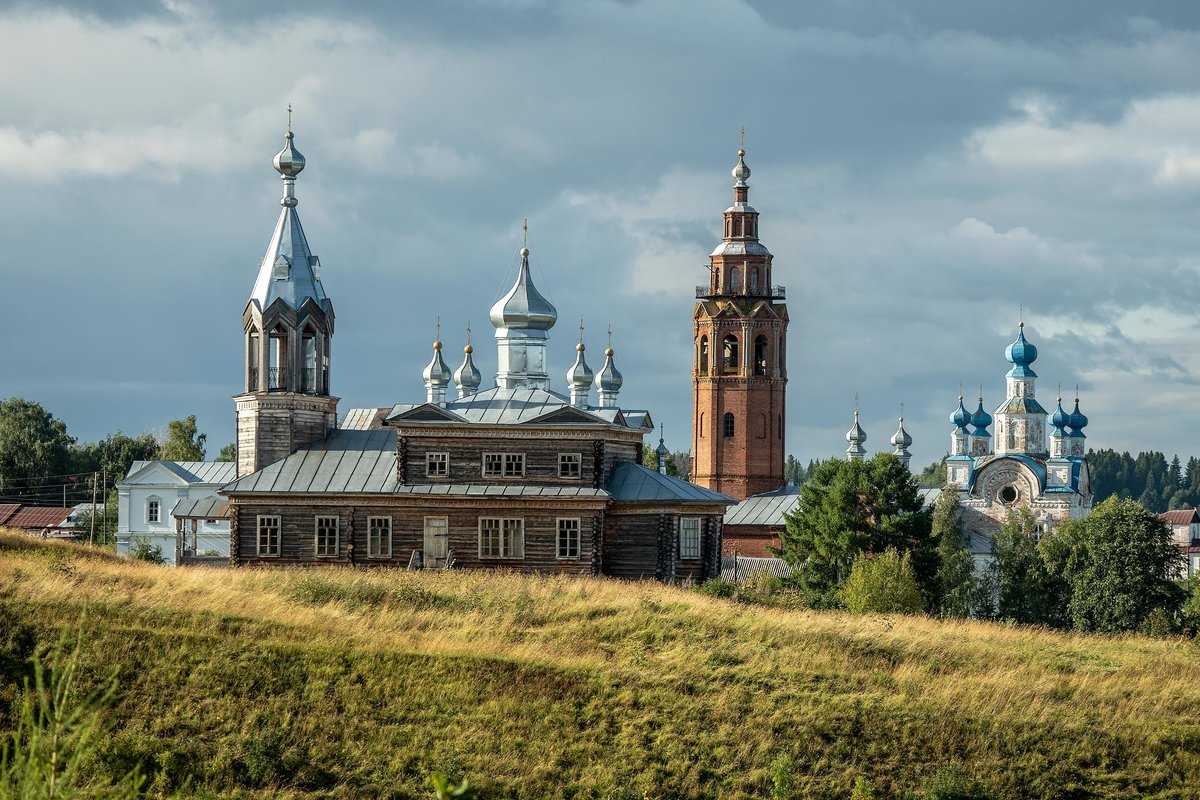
xmin=2 ymin=532 xmax=1199 ymax=799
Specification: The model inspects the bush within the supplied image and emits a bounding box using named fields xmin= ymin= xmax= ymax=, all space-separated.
xmin=922 ymin=764 xmax=989 ymax=799
xmin=850 ymin=775 xmax=878 ymax=799
xmin=841 ymin=549 xmax=924 ymax=614
xmin=129 ymin=538 xmax=164 ymax=564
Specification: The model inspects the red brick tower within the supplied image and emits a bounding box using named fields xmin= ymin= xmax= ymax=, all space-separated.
xmin=691 ymin=144 xmax=787 ymax=500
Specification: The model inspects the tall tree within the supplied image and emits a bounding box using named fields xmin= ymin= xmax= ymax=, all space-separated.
xmin=990 ymin=509 xmax=1062 ymax=625
xmin=916 ymin=458 xmax=948 ymax=489
xmin=1063 ymin=497 xmax=1186 ymax=633
xmin=217 ymin=443 xmax=237 ymax=463
xmin=0 ymin=398 xmax=74 ymax=497
xmin=780 ymin=454 xmax=932 ymax=600
xmin=159 ymin=416 xmax=207 ymax=462
xmin=931 ymin=486 xmax=975 ymax=617
xmin=70 ymin=432 xmax=160 ymax=482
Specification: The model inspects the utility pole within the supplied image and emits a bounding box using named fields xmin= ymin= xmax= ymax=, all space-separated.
xmin=90 ymin=472 xmax=97 ymax=545
xmin=101 ymin=468 xmax=107 ymax=547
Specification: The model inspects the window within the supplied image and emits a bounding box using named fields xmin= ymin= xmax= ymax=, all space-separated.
xmin=723 ymin=412 xmax=735 ymax=438
xmin=256 ymin=515 xmax=280 ymax=557
xmin=698 ymin=336 xmax=709 ymax=376
xmin=557 ymin=518 xmax=581 ymax=559
xmin=722 ymin=334 xmax=739 ymax=373
xmin=778 ymin=414 xmax=782 ymax=439
xmin=729 ymin=267 xmax=740 ymax=292
xmin=758 ymin=413 xmax=767 ymax=439
xmin=302 ymin=332 xmax=317 ymax=393
xmin=483 ymin=453 xmax=524 ymax=478
xmin=699 ymin=412 xmax=705 ymax=438
xmin=753 ymin=335 xmax=768 ymax=376
xmin=146 ymin=497 xmax=160 ymax=524
xmin=367 ymin=516 xmax=392 ymax=558
xmin=247 ymin=329 xmax=260 ymax=390
xmin=679 ymin=517 xmax=701 ymax=560
xmin=558 ymin=453 xmax=582 ymax=479
xmin=426 ymin=452 xmax=449 ymax=478
xmin=315 ymin=515 xmax=339 ymax=557
xmin=268 ymin=325 xmax=288 ymax=390
xmin=999 ymin=485 xmax=1019 ymax=505
xmin=479 ymin=517 xmax=524 ymax=559
xmin=750 ymin=268 xmax=759 ymax=292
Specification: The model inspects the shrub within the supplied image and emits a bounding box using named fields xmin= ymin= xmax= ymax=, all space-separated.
xmin=841 ymin=549 xmax=924 ymax=614
xmin=921 ymin=764 xmax=989 ymax=799
xmin=129 ymin=538 xmax=164 ymax=564
xmin=850 ymin=775 xmax=878 ymax=799
xmin=698 ymin=577 xmax=736 ymax=599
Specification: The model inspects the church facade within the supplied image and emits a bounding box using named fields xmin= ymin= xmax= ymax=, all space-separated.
xmin=218 ymin=125 xmax=731 ymax=582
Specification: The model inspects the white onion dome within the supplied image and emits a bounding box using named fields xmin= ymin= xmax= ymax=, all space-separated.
xmin=273 ymin=130 xmax=306 ymax=178
xmin=422 ymin=339 xmax=451 ymax=386
xmin=595 ymin=344 xmax=624 ymax=392
xmin=453 ymin=341 xmax=481 ymax=394
xmin=566 ymin=340 xmax=594 ymax=388
xmin=846 ymin=409 xmax=867 ymax=445
xmin=489 ymin=246 xmax=558 ymax=331
xmin=732 ymin=147 xmax=751 ymax=186
xmin=890 ymin=417 xmax=912 ymax=449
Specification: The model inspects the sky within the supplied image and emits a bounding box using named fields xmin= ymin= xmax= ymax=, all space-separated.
xmin=4 ymin=0 xmax=1200 ymax=469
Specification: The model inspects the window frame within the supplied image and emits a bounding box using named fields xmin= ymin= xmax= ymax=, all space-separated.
xmin=256 ymin=514 xmax=281 ymax=557
xmin=556 ymin=517 xmax=582 ymax=560
xmin=482 ymin=452 xmax=525 ymax=478
xmin=558 ymin=452 xmax=582 ymax=479
xmin=679 ymin=516 xmax=702 ymax=560
xmin=367 ymin=515 xmax=392 ymax=559
xmin=425 ymin=451 xmax=450 ymax=479
xmin=314 ymin=514 xmax=339 ymax=558
xmin=723 ymin=412 xmax=736 ymax=438
xmin=145 ymin=496 xmax=161 ymax=524
xmin=478 ymin=517 xmax=525 ymax=560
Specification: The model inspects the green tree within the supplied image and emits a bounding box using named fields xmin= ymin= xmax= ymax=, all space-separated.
xmin=217 ymin=443 xmax=237 ymax=462
xmin=780 ymin=454 xmax=932 ymax=601
xmin=640 ymin=444 xmax=678 ymax=476
xmin=917 ymin=458 xmax=948 ymax=488
xmin=841 ymin=549 xmax=924 ymax=614
xmin=159 ymin=415 xmax=206 ymax=462
xmin=0 ymin=398 xmax=74 ymax=498
xmin=990 ymin=509 xmax=1062 ymax=625
xmin=932 ymin=486 xmax=976 ymax=617
xmin=70 ymin=431 xmax=160 ymax=482
xmin=1064 ymin=497 xmax=1186 ymax=633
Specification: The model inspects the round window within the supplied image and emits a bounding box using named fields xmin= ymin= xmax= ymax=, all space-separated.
xmin=999 ymin=485 xmax=1019 ymax=505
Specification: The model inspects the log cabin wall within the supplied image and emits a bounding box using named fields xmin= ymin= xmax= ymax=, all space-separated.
xmin=232 ymin=496 xmax=606 ymax=575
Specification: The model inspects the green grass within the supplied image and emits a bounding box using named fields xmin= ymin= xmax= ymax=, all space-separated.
xmin=3 ymin=531 xmax=1200 ymax=799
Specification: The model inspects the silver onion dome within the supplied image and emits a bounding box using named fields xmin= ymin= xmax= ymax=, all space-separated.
xmin=595 ymin=343 xmax=624 ymax=392
xmin=454 ymin=340 xmax=481 ymax=396
xmin=489 ymin=245 xmax=558 ymax=331
xmin=891 ymin=416 xmax=912 ymax=450
xmin=732 ymin=146 xmax=750 ymax=186
xmin=273 ymin=130 xmax=306 ymax=179
xmin=846 ymin=408 xmax=867 ymax=460
xmin=566 ymin=340 xmax=594 ymax=388
xmin=422 ymin=338 xmax=451 ymax=386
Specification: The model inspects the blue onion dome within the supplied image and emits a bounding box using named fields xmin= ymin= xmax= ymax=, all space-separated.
xmin=1069 ymin=397 xmax=1088 ymax=436
xmin=422 ymin=338 xmax=451 ymax=385
xmin=951 ymin=395 xmax=971 ymax=429
xmin=971 ymin=396 xmax=993 ymax=433
xmin=1005 ymin=322 xmax=1038 ymax=367
xmin=1051 ymin=396 xmax=1070 ymax=432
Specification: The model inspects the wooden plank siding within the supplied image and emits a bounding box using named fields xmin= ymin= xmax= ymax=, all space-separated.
xmin=399 ymin=434 xmax=603 ymax=486
xmin=603 ymin=509 xmax=724 ymax=583
xmin=231 ymin=498 xmax=605 ymax=575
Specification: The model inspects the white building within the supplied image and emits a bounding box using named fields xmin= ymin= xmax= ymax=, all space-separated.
xmin=116 ymin=461 xmax=236 ymax=564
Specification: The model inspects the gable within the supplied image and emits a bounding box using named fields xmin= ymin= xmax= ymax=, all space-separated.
xmin=122 ymin=461 xmax=192 ymax=486
xmin=387 ymin=403 xmax=467 ymax=423
xmin=522 ymin=406 xmax=607 ymax=425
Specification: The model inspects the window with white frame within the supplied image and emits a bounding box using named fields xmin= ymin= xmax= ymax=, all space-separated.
xmin=558 ymin=453 xmax=582 ymax=479
xmin=679 ymin=517 xmax=701 ymax=560
xmin=557 ymin=518 xmax=581 ymax=559
xmin=146 ymin=496 xmax=161 ymax=524
xmin=315 ymin=515 xmax=339 ymax=557
xmin=482 ymin=453 xmax=525 ymax=478
xmin=367 ymin=516 xmax=392 ymax=558
xmin=426 ymin=452 xmax=449 ymax=478
xmin=256 ymin=515 xmax=281 ymax=557
xmin=479 ymin=517 xmax=524 ymax=559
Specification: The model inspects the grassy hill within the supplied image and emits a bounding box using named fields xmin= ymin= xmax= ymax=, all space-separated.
xmin=2 ymin=532 xmax=1200 ymax=799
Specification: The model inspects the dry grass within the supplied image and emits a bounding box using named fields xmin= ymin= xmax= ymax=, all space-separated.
xmin=2 ymin=530 xmax=1199 ymax=799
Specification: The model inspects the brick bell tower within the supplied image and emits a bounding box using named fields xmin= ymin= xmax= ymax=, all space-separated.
xmin=691 ymin=142 xmax=787 ymax=500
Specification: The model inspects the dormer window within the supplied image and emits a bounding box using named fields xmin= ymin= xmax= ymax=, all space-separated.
xmin=272 ymin=253 xmax=291 ymax=280
xmin=483 ymin=452 xmax=525 ymax=478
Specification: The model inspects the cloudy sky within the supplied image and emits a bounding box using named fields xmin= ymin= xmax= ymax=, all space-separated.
xmin=4 ymin=0 xmax=1200 ymax=468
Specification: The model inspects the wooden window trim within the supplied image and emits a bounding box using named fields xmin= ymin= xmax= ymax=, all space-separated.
xmin=314 ymin=515 xmax=339 ymax=558
xmin=256 ymin=514 xmax=281 ymax=558
xmin=679 ymin=516 xmax=701 ymax=561
xmin=556 ymin=517 xmax=581 ymax=560
xmin=425 ymin=451 xmax=450 ymax=479
xmin=558 ymin=452 xmax=582 ymax=479
xmin=478 ymin=517 xmax=524 ymax=560
xmin=482 ymin=452 xmax=525 ymax=479
xmin=367 ymin=515 xmax=392 ymax=559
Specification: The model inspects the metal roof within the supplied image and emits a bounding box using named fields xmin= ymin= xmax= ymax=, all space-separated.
xmin=341 ymin=407 xmax=390 ymax=430
xmin=6 ymin=506 xmax=73 ymax=529
xmin=388 ymin=387 xmax=647 ymax=430
xmin=488 ymin=248 xmax=557 ymax=331
xmin=723 ymin=484 xmax=800 ymax=526
xmin=607 ymin=463 xmax=732 ymax=505
xmin=124 ymin=461 xmax=238 ymax=485
xmin=392 ymin=484 xmax=607 ymax=498
xmin=223 ymin=429 xmax=399 ymax=495
xmin=1161 ymin=509 xmax=1200 ymax=526
xmin=0 ymin=504 xmax=20 ymax=525
xmin=710 ymin=240 xmax=771 ymax=257
xmin=172 ymin=496 xmax=231 ymax=519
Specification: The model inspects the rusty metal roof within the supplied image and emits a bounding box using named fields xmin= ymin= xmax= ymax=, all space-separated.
xmin=6 ymin=506 xmax=73 ymax=529
xmin=0 ymin=504 xmax=20 ymax=525
xmin=1161 ymin=509 xmax=1200 ymax=526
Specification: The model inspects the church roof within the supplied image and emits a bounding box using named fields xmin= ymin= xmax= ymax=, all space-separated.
xmin=607 ymin=462 xmax=732 ymax=505
xmin=122 ymin=460 xmax=237 ymax=485
xmin=386 ymin=386 xmax=651 ymax=429
xmin=248 ymin=205 xmax=329 ymax=312
xmin=710 ymin=240 xmax=771 ymax=257
xmin=724 ymin=483 xmax=801 ymax=526
xmin=995 ymin=397 xmax=1048 ymax=416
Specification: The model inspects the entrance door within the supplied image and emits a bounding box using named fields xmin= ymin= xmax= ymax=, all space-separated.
xmin=423 ymin=517 xmax=448 ymax=567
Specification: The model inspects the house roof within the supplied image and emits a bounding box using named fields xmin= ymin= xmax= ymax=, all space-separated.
xmin=172 ymin=496 xmax=231 ymax=520
xmin=222 ymin=429 xmax=399 ymax=495
xmin=386 ymin=386 xmax=652 ymax=430
xmin=341 ymin=407 xmax=390 ymax=430
xmin=0 ymin=504 xmax=20 ymax=525
xmin=724 ymin=484 xmax=800 ymax=526
xmin=607 ymin=463 xmax=733 ymax=505
xmin=6 ymin=506 xmax=73 ymax=529
xmin=1161 ymin=509 xmax=1200 ymax=526
xmin=122 ymin=460 xmax=238 ymax=485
